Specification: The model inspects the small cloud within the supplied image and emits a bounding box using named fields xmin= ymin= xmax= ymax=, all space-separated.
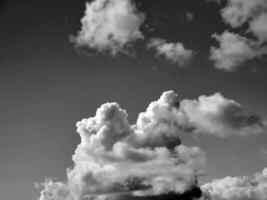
xmin=185 ymin=12 xmax=194 ymax=21
xmin=210 ymin=31 xmax=267 ymax=71
xmin=202 ymin=167 xmax=267 ymax=200
xmin=147 ymin=38 xmax=194 ymax=67
xmin=70 ymin=0 xmax=145 ymax=56
xmin=180 ymin=92 xmax=267 ymax=137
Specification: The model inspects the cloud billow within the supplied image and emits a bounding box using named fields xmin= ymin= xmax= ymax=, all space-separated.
xmin=38 ymin=91 xmax=267 ymax=200
xmin=70 ymin=0 xmax=145 ymax=56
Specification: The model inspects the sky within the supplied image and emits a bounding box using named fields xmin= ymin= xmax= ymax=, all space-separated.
xmin=0 ymin=0 xmax=267 ymax=200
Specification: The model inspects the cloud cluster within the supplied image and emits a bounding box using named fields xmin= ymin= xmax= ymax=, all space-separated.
xmin=202 ymin=167 xmax=267 ymax=200
xmin=38 ymin=91 xmax=207 ymax=200
xmin=209 ymin=0 xmax=267 ymax=71
xmin=70 ymin=0 xmax=145 ymax=55
xmin=219 ymin=0 xmax=267 ymax=28
xmin=38 ymin=91 xmax=267 ymax=200
xmin=147 ymin=38 xmax=194 ymax=67
xmin=210 ymin=31 xmax=267 ymax=71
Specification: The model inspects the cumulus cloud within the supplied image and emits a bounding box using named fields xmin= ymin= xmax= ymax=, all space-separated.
xmin=249 ymin=13 xmax=267 ymax=43
xmin=70 ymin=0 xmax=145 ymax=55
xmin=38 ymin=91 xmax=207 ymax=200
xmin=180 ymin=92 xmax=267 ymax=137
xmin=208 ymin=0 xmax=267 ymax=71
xmin=202 ymin=167 xmax=267 ymax=200
xmin=38 ymin=91 xmax=267 ymax=200
xmin=210 ymin=31 xmax=267 ymax=71
xmin=147 ymin=38 xmax=194 ymax=67
xmin=219 ymin=0 xmax=267 ymax=28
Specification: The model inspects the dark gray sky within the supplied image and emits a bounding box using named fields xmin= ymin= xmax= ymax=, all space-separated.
xmin=0 ymin=1 xmax=267 ymax=200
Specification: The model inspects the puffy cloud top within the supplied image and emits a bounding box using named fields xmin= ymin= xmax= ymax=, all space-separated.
xmin=39 ymin=91 xmax=208 ymax=200
xmin=70 ymin=0 xmax=145 ymax=55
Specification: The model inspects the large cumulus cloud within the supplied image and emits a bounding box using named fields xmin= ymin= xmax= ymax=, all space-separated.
xmin=202 ymin=167 xmax=267 ymax=200
xmin=38 ymin=91 xmax=267 ymax=200
xmin=38 ymin=91 xmax=207 ymax=200
xmin=70 ymin=0 xmax=145 ymax=55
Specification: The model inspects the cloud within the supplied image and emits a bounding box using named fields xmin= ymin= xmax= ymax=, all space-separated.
xmin=135 ymin=91 xmax=267 ymax=138
xmin=207 ymin=0 xmax=267 ymax=71
xmin=38 ymin=91 xmax=208 ymax=200
xmin=180 ymin=92 xmax=267 ymax=137
xmin=185 ymin=12 xmax=194 ymax=21
xmin=202 ymin=167 xmax=267 ymax=200
xmin=70 ymin=0 xmax=145 ymax=55
xmin=249 ymin=13 xmax=267 ymax=43
xmin=210 ymin=31 xmax=267 ymax=71
xmin=38 ymin=91 xmax=267 ymax=200
xmin=147 ymin=38 xmax=194 ymax=67
xmin=219 ymin=0 xmax=267 ymax=28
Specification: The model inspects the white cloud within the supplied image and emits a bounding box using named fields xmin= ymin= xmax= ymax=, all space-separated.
xmin=207 ymin=0 xmax=267 ymax=71
xmin=147 ymin=38 xmax=194 ymax=67
xmin=37 ymin=91 xmax=267 ymax=200
xmin=180 ymin=92 xmax=267 ymax=137
xmin=38 ymin=91 xmax=207 ymax=200
xmin=219 ymin=0 xmax=267 ymax=28
xmin=249 ymin=13 xmax=267 ymax=43
xmin=210 ymin=31 xmax=267 ymax=71
xmin=70 ymin=0 xmax=145 ymax=55
xmin=202 ymin=167 xmax=267 ymax=200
